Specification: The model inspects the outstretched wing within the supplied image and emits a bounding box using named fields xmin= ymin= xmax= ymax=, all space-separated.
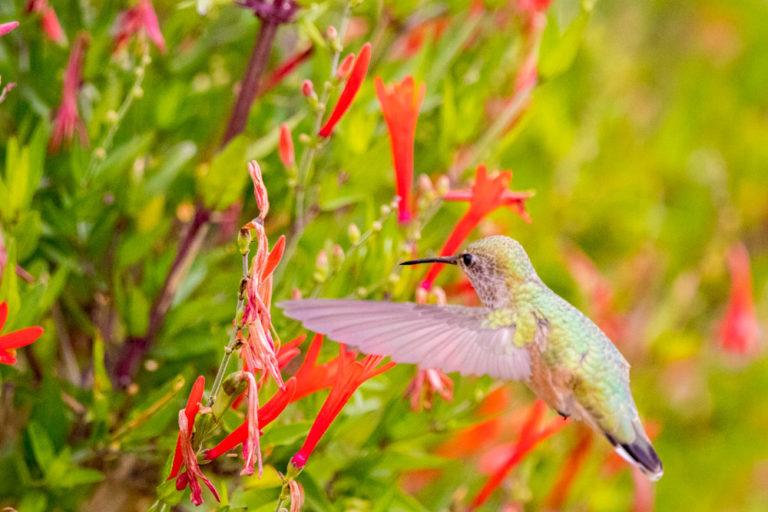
xmin=279 ymin=299 xmax=531 ymax=381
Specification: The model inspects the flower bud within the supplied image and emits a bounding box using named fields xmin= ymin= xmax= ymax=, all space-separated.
xmin=347 ymin=223 xmax=361 ymax=244
xmin=330 ymin=244 xmax=345 ymax=269
xmin=313 ymin=250 xmax=330 ymax=283
xmin=436 ymin=174 xmax=450 ymax=196
xmin=336 ymin=53 xmax=355 ymax=80
xmin=301 ymin=79 xmax=315 ymax=97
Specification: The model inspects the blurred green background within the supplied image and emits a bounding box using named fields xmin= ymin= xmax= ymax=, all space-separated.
xmin=0 ymin=0 xmax=766 ymax=510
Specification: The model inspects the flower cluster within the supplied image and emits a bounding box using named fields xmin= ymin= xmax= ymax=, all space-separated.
xmin=50 ymin=34 xmax=88 ymax=152
xmin=166 ymin=163 xmax=396 ymax=507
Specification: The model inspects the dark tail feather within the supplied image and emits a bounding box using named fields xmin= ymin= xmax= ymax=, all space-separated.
xmin=605 ymin=432 xmax=664 ymax=481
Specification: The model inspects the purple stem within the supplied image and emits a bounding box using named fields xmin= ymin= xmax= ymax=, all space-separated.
xmin=111 ymin=20 xmax=279 ymax=387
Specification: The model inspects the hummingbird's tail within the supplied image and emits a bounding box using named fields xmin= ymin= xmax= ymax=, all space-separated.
xmin=605 ymin=427 xmax=664 ymax=481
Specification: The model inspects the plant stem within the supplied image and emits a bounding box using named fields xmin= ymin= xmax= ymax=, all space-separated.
xmin=207 ymin=252 xmax=250 ymax=407
xmin=112 ymin=18 xmax=280 ymax=386
xmin=222 ymin=20 xmax=279 ymax=146
xmin=281 ymin=4 xmax=351 ymax=274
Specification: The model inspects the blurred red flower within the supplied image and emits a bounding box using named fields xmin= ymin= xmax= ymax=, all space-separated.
xmin=318 ymin=43 xmax=372 ymax=138
xmin=26 ymin=0 xmax=66 ymax=45
xmin=290 ymin=347 xmax=395 ymax=468
xmin=375 ymin=76 xmax=425 ymax=223
xmin=50 ymin=34 xmax=88 ymax=152
xmin=259 ymin=46 xmax=314 ymax=96
xmin=0 ymin=302 xmax=44 ymax=366
xmin=279 ymin=123 xmax=295 ymax=168
xmin=168 ymin=376 xmax=220 ymax=506
xmin=719 ymin=243 xmax=761 ymax=355
xmin=0 ymin=21 xmax=19 ymax=37
xmin=470 ymin=400 xmax=566 ymax=509
xmin=114 ymin=0 xmax=166 ymax=53
xmin=421 ymin=165 xmax=533 ymax=289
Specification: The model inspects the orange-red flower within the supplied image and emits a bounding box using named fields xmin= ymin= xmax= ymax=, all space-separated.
xmin=470 ymin=400 xmax=566 ymax=509
xmin=719 ymin=243 xmax=761 ymax=355
xmin=545 ymin=427 xmax=593 ymax=510
xmin=290 ymin=347 xmax=395 ymax=468
xmin=318 ymin=43 xmax=372 ymax=138
xmin=205 ymin=377 xmax=297 ymax=461
xmin=259 ymin=45 xmax=314 ymax=96
xmin=278 ymin=123 xmax=295 ymax=168
xmin=375 ymin=76 xmax=425 ymax=223
xmin=421 ymin=165 xmax=533 ymax=289
xmin=168 ymin=376 xmax=220 ymax=506
xmin=50 ymin=34 xmax=88 ymax=152
xmin=0 ymin=302 xmax=44 ymax=366
xmin=26 ymin=0 xmax=66 ymax=45
xmin=114 ymin=0 xmax=166 ymax=54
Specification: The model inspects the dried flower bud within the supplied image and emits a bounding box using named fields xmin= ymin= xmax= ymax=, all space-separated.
xmin=326 ymin=25 xmax=338 ymax=41
xmin=371 ymin=220 xmax=382 ymax=232
xmin=380 ymin=204 xmax=392 ymax=216
xmin=347 ymin=223 xmax=361 ymax=244
xmin=436 ymin=174 xmax=450 ymax=196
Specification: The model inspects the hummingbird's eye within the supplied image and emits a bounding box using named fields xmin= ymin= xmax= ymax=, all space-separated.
xmin=461 ymin=253 xmax=475 ymax=267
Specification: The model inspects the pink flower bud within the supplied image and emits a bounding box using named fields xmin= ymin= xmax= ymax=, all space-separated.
xmin=336 ymin=53 xmax=355 ymax=79
xmin=278 ymin=124 xmax=295 ymax=168
xmin=301 ymin=79 xmax=315 ymax=97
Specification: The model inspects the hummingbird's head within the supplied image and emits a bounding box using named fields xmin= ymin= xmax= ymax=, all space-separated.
xmin=401 ymin=235 xmax=538 ymax=308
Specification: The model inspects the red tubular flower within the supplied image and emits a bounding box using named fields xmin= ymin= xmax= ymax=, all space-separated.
xmin=168 ymin=376 xmax=220 ymax=506
xmin=719 ymin=243 xmax=761 ymax=355
xmin=421 ymin=165 xmax=534 ymax=289
xmin=318 ymin=42 xmax=372 ymax=138
xmin=26 ymin=0 xmax=66 ymax=45
xmin=0 ymin=21 xmax=19 ymax=37
xmin=50 ymin=34 xmax=88 ymax=152
xmin=290 ymin=347 xmax=395 ymax=468
xmin=205 ymin=377 xmax=297 ymax=461
xmin=114 ymin=0 xmax=166 ymax=54
xmin=564 ymin=246 xmax=626 ymax=342
xmin=259 ymin=46 xmax=314 ymax=96
xmin=470 ymin=400 xmax=567 ymax=509
xmin=291 ymin=334 xmax=351 ymax=401
xmin=0 ymin=302 xmax=44 ymax=366
xmin=545 ymin=428 xmax=593 ymax=510
xmin=278 ymin=124 xmax=295 ymax=168
xmin=277 ymin=333 xmax=306 ymax=369
xmin=375 ymin=76 xmax=425 ymax=223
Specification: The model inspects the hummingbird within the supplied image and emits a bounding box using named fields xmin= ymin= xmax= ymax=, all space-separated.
xmin=279 ymin=235 xmax=663 ymax=480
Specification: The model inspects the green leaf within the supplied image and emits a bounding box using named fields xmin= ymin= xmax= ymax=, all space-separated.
xmin=26 ymin=422 xmax=56 ymax=474
xmin=539 ymin=8 xmax=591 ymax=79
xmin=198 ymin=135 xmax=251 ymax=211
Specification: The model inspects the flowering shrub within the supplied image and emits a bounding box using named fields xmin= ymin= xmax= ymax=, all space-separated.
xmin=1 ymin=0 xmax=767 ymax=511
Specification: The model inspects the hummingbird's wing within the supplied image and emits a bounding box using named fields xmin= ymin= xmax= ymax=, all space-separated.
xmin=279 ymin=299 xmax=530 ymax=381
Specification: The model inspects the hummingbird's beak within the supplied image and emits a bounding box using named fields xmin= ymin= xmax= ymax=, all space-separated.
xmin=399 ymin=255 xmax=458 ymax=266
